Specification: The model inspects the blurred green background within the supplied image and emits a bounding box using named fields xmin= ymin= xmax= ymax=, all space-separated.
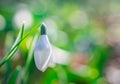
xmin=0 ymin=0 xmax=120 ymax=84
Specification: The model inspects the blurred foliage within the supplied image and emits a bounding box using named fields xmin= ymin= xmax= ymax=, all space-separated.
xmin=0 ymin=0 xmax=120 ymax=84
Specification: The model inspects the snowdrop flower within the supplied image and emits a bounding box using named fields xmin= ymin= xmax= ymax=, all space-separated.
xmin=34 ymin=23 xmax=52 ymax=72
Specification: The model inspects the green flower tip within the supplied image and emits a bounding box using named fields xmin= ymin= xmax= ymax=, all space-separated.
xmin=41 ymin=23 xmax=47 ymax=35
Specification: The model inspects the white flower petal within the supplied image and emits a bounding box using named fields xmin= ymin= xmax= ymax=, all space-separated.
xmin=34 ymin=26 xmax=52 ymax=72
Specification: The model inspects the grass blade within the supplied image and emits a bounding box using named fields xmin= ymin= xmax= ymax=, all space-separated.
xmin=21 ymin=33 xmax=39 ymax=83
xmin=0 ymin=24 xmax=24 ymax=67
xmin=7 ymin=66 xmax=22 ymax=84
xmin=0 ymin=23 xmax=41 ymax=67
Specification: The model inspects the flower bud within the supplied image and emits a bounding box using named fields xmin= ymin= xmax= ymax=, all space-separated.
xmin=34 ymin=23 xmax=52 ymax=72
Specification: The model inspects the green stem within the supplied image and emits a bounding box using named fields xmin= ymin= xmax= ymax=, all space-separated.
xmin=0 ymin=24 xmax=41 ymax=67
xmin=21 ymin=33 xmax=39 ymax=83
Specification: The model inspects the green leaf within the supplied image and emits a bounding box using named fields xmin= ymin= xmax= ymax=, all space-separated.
xmin=7 ymin=66 xmax=22 ymax=84
xmin=0 ymin=24 xmax=24 ymax=67
xmin=11 ymin=24 xmax=24 ymax=50
xmin=21 ymin=33 xmax=39 ymax=83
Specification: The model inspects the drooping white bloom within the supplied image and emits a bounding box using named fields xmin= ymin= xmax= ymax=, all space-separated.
xmin=34 ymin=23 xmax=52 ymax=72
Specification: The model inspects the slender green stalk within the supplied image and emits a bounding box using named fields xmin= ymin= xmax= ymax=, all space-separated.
xmin=0 ymin=47 xmax=19 ymax=67
xmin=0 ymin=24 xmax=41 ymax=67
xmin=21 ymin=33 xmax=39 ymax=83
xmin=0 ymin=25 xmax=24 ymax=67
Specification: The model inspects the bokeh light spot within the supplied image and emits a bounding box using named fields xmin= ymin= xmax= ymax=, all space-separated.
xmin=0 ymin=15 xmax=6 ymax=30
xmin=13 ymin=9 xmax=33 ymax=29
